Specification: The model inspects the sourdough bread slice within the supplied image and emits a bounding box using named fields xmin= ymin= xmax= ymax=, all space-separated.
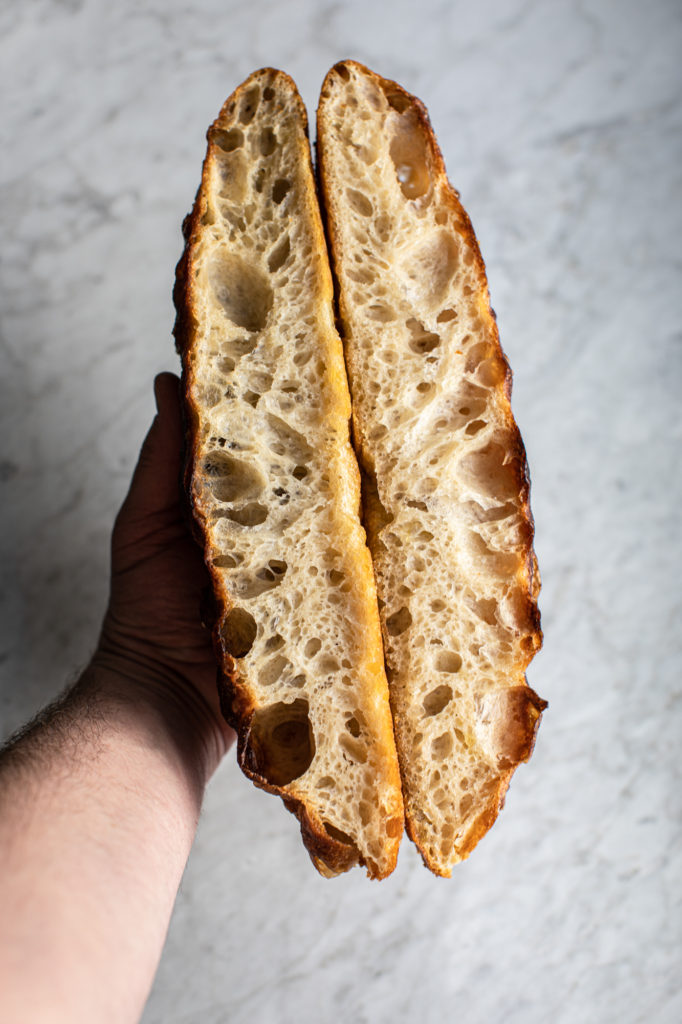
xmin=174 ymin=69 xmax=404 ymax=879
xmin=317 ymin=60 xmax=545 ymax=876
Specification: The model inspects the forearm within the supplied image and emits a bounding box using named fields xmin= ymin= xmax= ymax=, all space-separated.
xmin=0 ymin=665 xmax=209 ymax=1024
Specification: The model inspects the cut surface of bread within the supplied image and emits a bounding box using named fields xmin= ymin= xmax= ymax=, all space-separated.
xmin=174 ymin=69 xmax=404 ymax=879
xmin=317 ymin=60 xmax=545 ymax=876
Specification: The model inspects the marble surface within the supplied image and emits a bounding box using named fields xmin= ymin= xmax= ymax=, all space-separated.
xmin=1 ymin=0 xmax=680 ymax=1021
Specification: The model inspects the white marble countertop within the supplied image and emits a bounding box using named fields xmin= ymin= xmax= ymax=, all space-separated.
xmin=1 ymin=1 xmax=680 ymax=1021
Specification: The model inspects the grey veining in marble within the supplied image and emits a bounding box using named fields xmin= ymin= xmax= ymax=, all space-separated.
xmin=1 ymin=1 xmax=680 ymax=1022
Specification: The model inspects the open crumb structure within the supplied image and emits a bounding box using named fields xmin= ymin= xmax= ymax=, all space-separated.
xmin=317 ymin=60 xmax=545 ymax=876
xmin=174 ymin=68 xmax=404 ymax=879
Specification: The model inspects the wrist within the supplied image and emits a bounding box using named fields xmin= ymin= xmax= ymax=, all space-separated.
xmin=81 ymin=653 xmax=229 ymax=794
xmin=0 ymin=658 xmax=211 ymax=1024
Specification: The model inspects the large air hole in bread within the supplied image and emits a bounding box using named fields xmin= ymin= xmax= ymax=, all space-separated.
xmin=246 ymin=699 xmax=315 ymax=787
xmin=208 ymin=249 xmax=273 ymax=332
xmin=221 ymin=608 xmax=257 ymax=658
xmin=389 ymin=112 xmax=431 ymax=199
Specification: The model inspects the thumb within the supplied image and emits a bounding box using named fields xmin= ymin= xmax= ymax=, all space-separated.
xmin=119 ymin=372 xmax=185 ymax=521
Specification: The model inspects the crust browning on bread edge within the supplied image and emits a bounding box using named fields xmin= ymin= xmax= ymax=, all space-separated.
xmin=317 ymin=60 xmax=546 ymax=876
xmin=173 ymin=69 xmax=404 ymax=879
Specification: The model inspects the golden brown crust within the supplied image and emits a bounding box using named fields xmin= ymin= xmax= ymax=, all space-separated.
xmin=317 ymin=60 xmax=545 ymax=874
xmin=417 ymin=683 xmax=546 ymax=874
xmin=174 ymin=68 xmax=403 ymax=879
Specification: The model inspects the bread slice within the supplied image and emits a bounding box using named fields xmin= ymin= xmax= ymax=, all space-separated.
xmin=317 ymin=60 xmax=545 ymax=876
xmin=173 ymin=69 xmax=404 ymax=879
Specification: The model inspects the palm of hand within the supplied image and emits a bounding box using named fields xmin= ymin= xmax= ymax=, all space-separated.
xmin=95 ymin=374 xmax=233 ymax=757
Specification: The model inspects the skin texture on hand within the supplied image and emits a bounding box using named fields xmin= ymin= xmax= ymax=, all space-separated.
xmin=94 ymin=371 xmax=234 ymax=782
xmin=0 ymin=374 xmax=233 ymax=1023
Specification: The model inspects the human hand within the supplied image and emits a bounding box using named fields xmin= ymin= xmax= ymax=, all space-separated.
xmin=0 ymin=376 xmax=234 ymax=1022
xmin=92 ymin=372 xmax=233 ymax=782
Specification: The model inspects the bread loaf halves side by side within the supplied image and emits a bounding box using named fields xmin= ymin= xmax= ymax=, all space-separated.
xmin=174 ymin=69 xmax=404 ymax=879
xmin=317 ymin=60 xmax=545 ymax=876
